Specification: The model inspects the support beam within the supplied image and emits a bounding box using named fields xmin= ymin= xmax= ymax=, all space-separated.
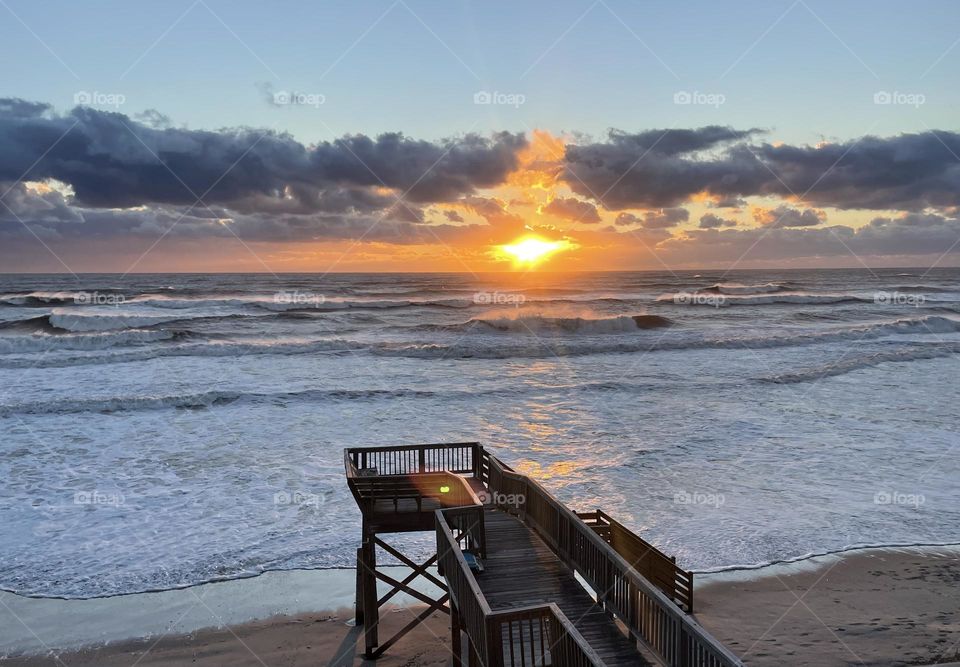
xmin=356 ymin=533 xmax=451 ymax=659
xmin=360 ymin=538 xmax=379 ymax=657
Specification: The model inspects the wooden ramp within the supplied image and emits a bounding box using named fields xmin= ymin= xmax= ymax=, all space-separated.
xmin=479 ymin=509 xmax=653 ymax=666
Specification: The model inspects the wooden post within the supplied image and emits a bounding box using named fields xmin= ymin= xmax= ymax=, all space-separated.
xmin=355 ymin=547 xmax=364 ymax=625
xmin=361 ymin=538 xmax=379 ymax=657
xmin=418 ymin=447 xmax=426 ymax=473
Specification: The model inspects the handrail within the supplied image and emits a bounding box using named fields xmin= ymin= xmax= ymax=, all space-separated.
xmin=346 ymin=442 xmax=480 ymax=476
xmin=483 ymin=452 xmax=743 ymax=667
xmin=436 ymin=508 xmax=494 ymax=663
xmin=579 ymin=510 xmax=695 ymax=612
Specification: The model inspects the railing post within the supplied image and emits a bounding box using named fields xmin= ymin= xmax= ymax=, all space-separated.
xmin=486 ymin=617 xmax=502 ymax=667
xmin=451 ymin=600 xmax=464 ymax=666
xmin=418 ymin=447 xmax=426 ymax=473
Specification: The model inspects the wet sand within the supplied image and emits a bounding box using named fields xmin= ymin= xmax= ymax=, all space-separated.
xmin=1 ymin=607 xmax=452 ymax=666
xmin=4 ymin=546 xmax=959 ymax=666
xmin=695 ymin=546 xmax=960 ymax=666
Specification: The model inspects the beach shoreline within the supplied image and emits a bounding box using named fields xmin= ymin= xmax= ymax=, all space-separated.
xmin=3 ymin=545 xmax=959 ymax=665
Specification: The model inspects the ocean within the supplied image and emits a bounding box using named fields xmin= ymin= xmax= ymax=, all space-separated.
xmin=2 ymin=269 xmax=959 ymax=599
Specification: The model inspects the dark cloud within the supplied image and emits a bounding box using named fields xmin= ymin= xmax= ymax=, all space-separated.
xmin=699 ymin=213 xmax=737 ymax=229
xmin=564 ymin=127 xmax=960 ymax=212
xmin=0 ymin=98 xmax=526 ymax=212
xmin=754 ymin=205 xmax=825 ymax=228
xmin=640 ymin=207 xmax=688 ymax=229
xmin=543 ymin=196 xmax=601 ymax=223
xmin=460 ymin=196 xmax=523 ymax=228
xmin=563 ymin=127 xmax=765 ymax=209
xmin=613 ymin=208 xmax=688 ymax=228
xmin=443 ymin=210 xmax=464 ymax=222
xmin=0 ymin=182 xmax=83 ymax=224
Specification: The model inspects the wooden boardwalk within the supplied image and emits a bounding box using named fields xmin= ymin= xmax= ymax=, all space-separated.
xmin=479 ymin=509 xmax=653 ymax=666
xmin=345 ymin=442 xmax=743 ymax=666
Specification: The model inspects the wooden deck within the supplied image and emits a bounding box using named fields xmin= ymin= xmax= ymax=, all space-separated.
xmin=479 ymin=509 xmax=654 ymax=666
xmin=345 ymin=442 xmax=743 ymax=667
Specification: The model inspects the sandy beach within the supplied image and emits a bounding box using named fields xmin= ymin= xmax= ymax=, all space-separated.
xmin=3 ymin=546 xmax=958 ymax=666
xmin=695 ymin=546 xmax=960 ymax=667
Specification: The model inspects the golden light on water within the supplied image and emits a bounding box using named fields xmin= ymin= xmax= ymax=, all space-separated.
xmin=496 ymin=235 xmax=576 ymax=267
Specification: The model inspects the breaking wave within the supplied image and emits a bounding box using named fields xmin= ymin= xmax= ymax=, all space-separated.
xmin=760 ymin=343 xmax=960 ymax=384
xmin=433 ymin=313 xmax=672 ymax=334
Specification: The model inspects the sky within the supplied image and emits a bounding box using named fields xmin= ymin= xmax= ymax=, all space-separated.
xmin=2 ymin=0 xmax=960 ymax=272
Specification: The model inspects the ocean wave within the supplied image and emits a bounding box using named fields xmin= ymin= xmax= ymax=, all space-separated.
xmin=657 ymin=291 xmax=872 ymax=307
xmin=760 ymin=343 xmax=960 ymax=384
xmin=434 ymin=313 xmax=672 ymax=334
xmin=48 ymin=310 xmax=220 ymax=332
xmin=3 ymin=315 xmax=957 ymax=367
xmin=0 ymin=291 xmax=112 ymax=306
xmin=0 ymin=387 xmax=453 ymax=417
xmin=136 ymin=295 xmax=474 ymax=312
xmin=702 ymin=282 xmax=787 ymax=295
xmin=0 ymin=329 xmax=176 ymax=354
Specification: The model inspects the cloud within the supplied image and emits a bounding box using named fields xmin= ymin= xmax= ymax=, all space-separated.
xmin=613 ymin=208 xmax=688 ymax=228
xmin=0 ymin=98 xmax=527 ymax=212
xmin=753 ymin=205 xmax=825 ymax=228
xmin=563 ymin=126 xmax=765 ymax=209
xmin=658 ymin=212 xmax=960 ymax=263
xmin=542 ymin=196 xmax=601 ymax=223
xmin=4 ymin=99 xmax=960 ymax=269
xmin=640 ymin=207 xmax=688 ymax=229
xmin=699 ymin=213 xmax=737 ymax=228
xmin=563 ymin=126 xmax=960 ymax=212
xmin=460 ymin=196 xmax=523 ymax=228
xmin=0 ymin=181 xmax=83 ymax=224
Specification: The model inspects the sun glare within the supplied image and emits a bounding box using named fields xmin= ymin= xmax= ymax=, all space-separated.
xmin=496 ymin=236 xmax=575 ymax=267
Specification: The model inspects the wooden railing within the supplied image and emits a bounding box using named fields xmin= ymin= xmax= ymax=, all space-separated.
xmin=346 ymin=442 xmax=479 ymax=476
xmin=482 ymin=452 xmax=743 ymax=667
xmin=579 ymin=510 xmax=695 ymax=613
xmin=436 ymin=508 xmax=605 ymax=667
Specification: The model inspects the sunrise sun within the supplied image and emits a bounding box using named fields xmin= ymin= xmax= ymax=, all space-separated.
xmin=496 ymin=236 xmax=576 ymax=267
